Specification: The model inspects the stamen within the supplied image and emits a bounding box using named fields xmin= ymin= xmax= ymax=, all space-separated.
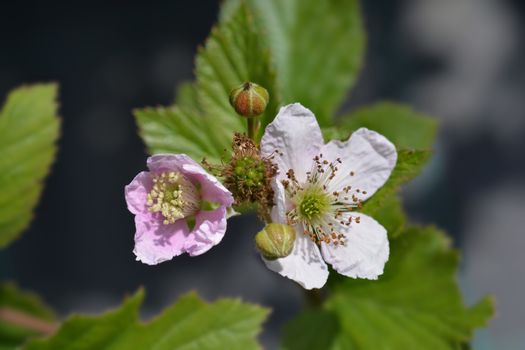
xmin=282 ymin=153 xmax=364 ymax=247
xmin=147 ymin=172 xmax=200 ymax=225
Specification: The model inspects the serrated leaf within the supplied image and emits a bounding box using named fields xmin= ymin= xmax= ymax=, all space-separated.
xmin=136 ymin=4 xmax=279 ymax=162
xmin=0 ymin=84 xmax=60 ymax=248
xmin=24 ymin=290 xmax=269 ymax=350
xmin=174 ymin=81 xmax=201 ymax=111
xmin=0 ymin=283 xmax=56 ymax=350
xmin=135 ymin=106 xmax=225 ymax=163
xmin=222 ymin=0 xmax=365 ymax=125
xmin=283 ymin=226 xmax=494 ymax=350
xmin=339 ymin=102 xmax=438 ymax=149
xmin=196 ymin=3 xmax=279 ymax=132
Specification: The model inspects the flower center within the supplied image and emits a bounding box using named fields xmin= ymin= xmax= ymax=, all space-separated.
xmin=297 ymin=186 xmax=330 ymax=222
xmin=146 ymin=172 xmax=200 ymax=225
xmin=207 ymin=133 xmax=277 ymax=220
xmin=234 ymin=156 xmax=266 ymax=189
xmin=281 ymin=153 xmax=366 ymax=246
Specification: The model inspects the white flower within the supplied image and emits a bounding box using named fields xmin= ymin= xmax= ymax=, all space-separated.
xmin=260 ymin=103 xmax=397 ymax=289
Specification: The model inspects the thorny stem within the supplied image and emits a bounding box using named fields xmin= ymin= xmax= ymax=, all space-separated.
xmin=0 ymin=307 xmax=58 ymax=335
xmin=247 ymin=117 xmax=260 ymax=141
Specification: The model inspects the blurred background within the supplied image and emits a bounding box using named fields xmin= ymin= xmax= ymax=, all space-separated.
xmin=0 ymin=1 xmax=524 ymax=348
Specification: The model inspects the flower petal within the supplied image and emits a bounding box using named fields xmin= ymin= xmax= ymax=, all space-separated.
xmin=184 ymin=206 xmax=228 ymax=257
xmin=147 ymin=153 xmax=233 ymax=207
xmin=320 ymin=213 xmax=389 ymax=279
xmin=263 ymin=225 xmax=329 ymax=289
xmin=261 ymin=103 xmax=323 ymax=182
xmin=182 ymin=163 xmax=234 ymax=207
xmin=146 ymin=153 xmax=187 ymax=173
xmin=321 ymin=128 xmax=397 ymax=201
xmin=124 ymin=171 xmax=152 ymax=215
xmin=133 ymin=216 xmax=190 ymax=265
xmin=270 ymin=180 xmax=287 ymax=223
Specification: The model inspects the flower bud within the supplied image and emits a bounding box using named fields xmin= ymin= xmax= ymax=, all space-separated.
xmin=229 ymin=82 xmax=269 ymax=117
xmin=255 ymin=223 xmax=296 ymax=260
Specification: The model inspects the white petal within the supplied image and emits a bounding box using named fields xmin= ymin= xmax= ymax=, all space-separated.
xmin=261 ymin=103 xmax=323 ymax=182
xmin=320 ymin=213 xmax=389 ymax=279
xmin=270 ymin=180 xmax=287 ymax=223
xmin=321 ymin=128 xmax=397 ymax=201
xmin=263 ymin=225 xmax=329 ymax=289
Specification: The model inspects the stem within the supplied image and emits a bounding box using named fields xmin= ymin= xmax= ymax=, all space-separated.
xmin=0 ymin=307 xmax=58 ymax=335
xmin=302 ymin=288 xmax=324 ymax=308
xmin=247 ymin=117 xmax=260 ymax=141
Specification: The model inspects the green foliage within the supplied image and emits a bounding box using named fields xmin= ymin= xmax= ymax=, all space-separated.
xmin=339 ymin=102 xmax=438 ymax=149
xmin=361 ymin=149 xmax=431 ymax=222
xmin=364 ymin=195 xmax=406 ymax=239
xmin=24 ymin=290 xmax=269 ymax=350
xmin=222 ymin=0 xmax=365 ymax=125
xmin=283 ymin=227 xmax=494 ymax=350
xmin=136 ymin=3 xmax=279 ymax=162
xmin=135 ymin=107 xmax=225 ymax=163
xmin=0 ymin=283 xmax=56 ymax=350
xmin=195 ymin=3 xmax=279 ymax=134
xmin=132 ymin=2 xmax=492 ymax=349
xmin=0 ymin=84 xmax=60 ymax=248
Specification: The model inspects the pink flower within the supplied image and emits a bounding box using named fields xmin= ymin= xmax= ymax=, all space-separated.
xmin=125 ymin=154 xmax=234 ymax=265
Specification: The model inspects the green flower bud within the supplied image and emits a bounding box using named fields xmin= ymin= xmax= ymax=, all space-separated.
xmin=255 ymin=223 xmax=296 ymax=260
xmin=229 ymin=82 xmax=269 ymax=117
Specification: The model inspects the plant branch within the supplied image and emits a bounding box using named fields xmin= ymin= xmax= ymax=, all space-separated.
xmin=0 ymin=307 xmax=58 ymax=335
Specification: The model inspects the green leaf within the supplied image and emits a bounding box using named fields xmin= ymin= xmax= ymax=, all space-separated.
xmin=360 ymin=149 xmax=431 ymax=223
xmin=0 ymin=84 xmax=60 ymax=248
xmin=359 ymin=150 xmax=431 ymax=227
xmin=283 ymin=226 xmax=494 ymax=350
xmin=135 ymin=106 xmax=225 ymax=163
xmin=136 ymin=3 xmax=279 ymax=162
xmin=222 ymin=0 xmax=365 ymax=125
xmin=24 ymin=290 xmax=269 ymax=350
xmin=174 ymin=82 xmax=201 ymax=111
xmin=339 ymin=102 xmax=438 ymax=149
xmin=196 ymin=3 xmax=279 ymax=132
xmin=0 ymin=283 xmax=56 ymax=350
xmin=363 ymin=195 xmax=406 ymax=239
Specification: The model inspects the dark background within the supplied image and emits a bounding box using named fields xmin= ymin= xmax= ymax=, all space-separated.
xmin=1 ymin=1 xmax=524 ymax=349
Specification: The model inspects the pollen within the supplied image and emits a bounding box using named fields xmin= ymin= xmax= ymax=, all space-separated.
xmin=146 ymin=171 xmax=200 ymax=225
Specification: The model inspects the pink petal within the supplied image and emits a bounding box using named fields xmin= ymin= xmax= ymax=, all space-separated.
xmin=263 ymin=225 xmax=329 ymax=289
xmin=124 ymin=171 xmax=152 ymax=215
xmin=182 ymin=163 xmax=234 ymax=207
xmin=147 ymin=154 xmax=233 ymax=207
xmin=261 ymin=103 xmax=324 ymax=182
xmin=320 ymin=213 xmax=389 ymax=279
xmin=321 ymin=128 xmax=397 ymax=201
xmin=146 ymin=154 xmax=188 ymax=173
xmin=184 ymin=207 xmax=228 ymax=257
xmin=133 ymin=215 xmax=190 ymax=265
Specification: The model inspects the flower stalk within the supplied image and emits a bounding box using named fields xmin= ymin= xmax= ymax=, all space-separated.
xmin=247 ymin=116 xmax=260 ymax=141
